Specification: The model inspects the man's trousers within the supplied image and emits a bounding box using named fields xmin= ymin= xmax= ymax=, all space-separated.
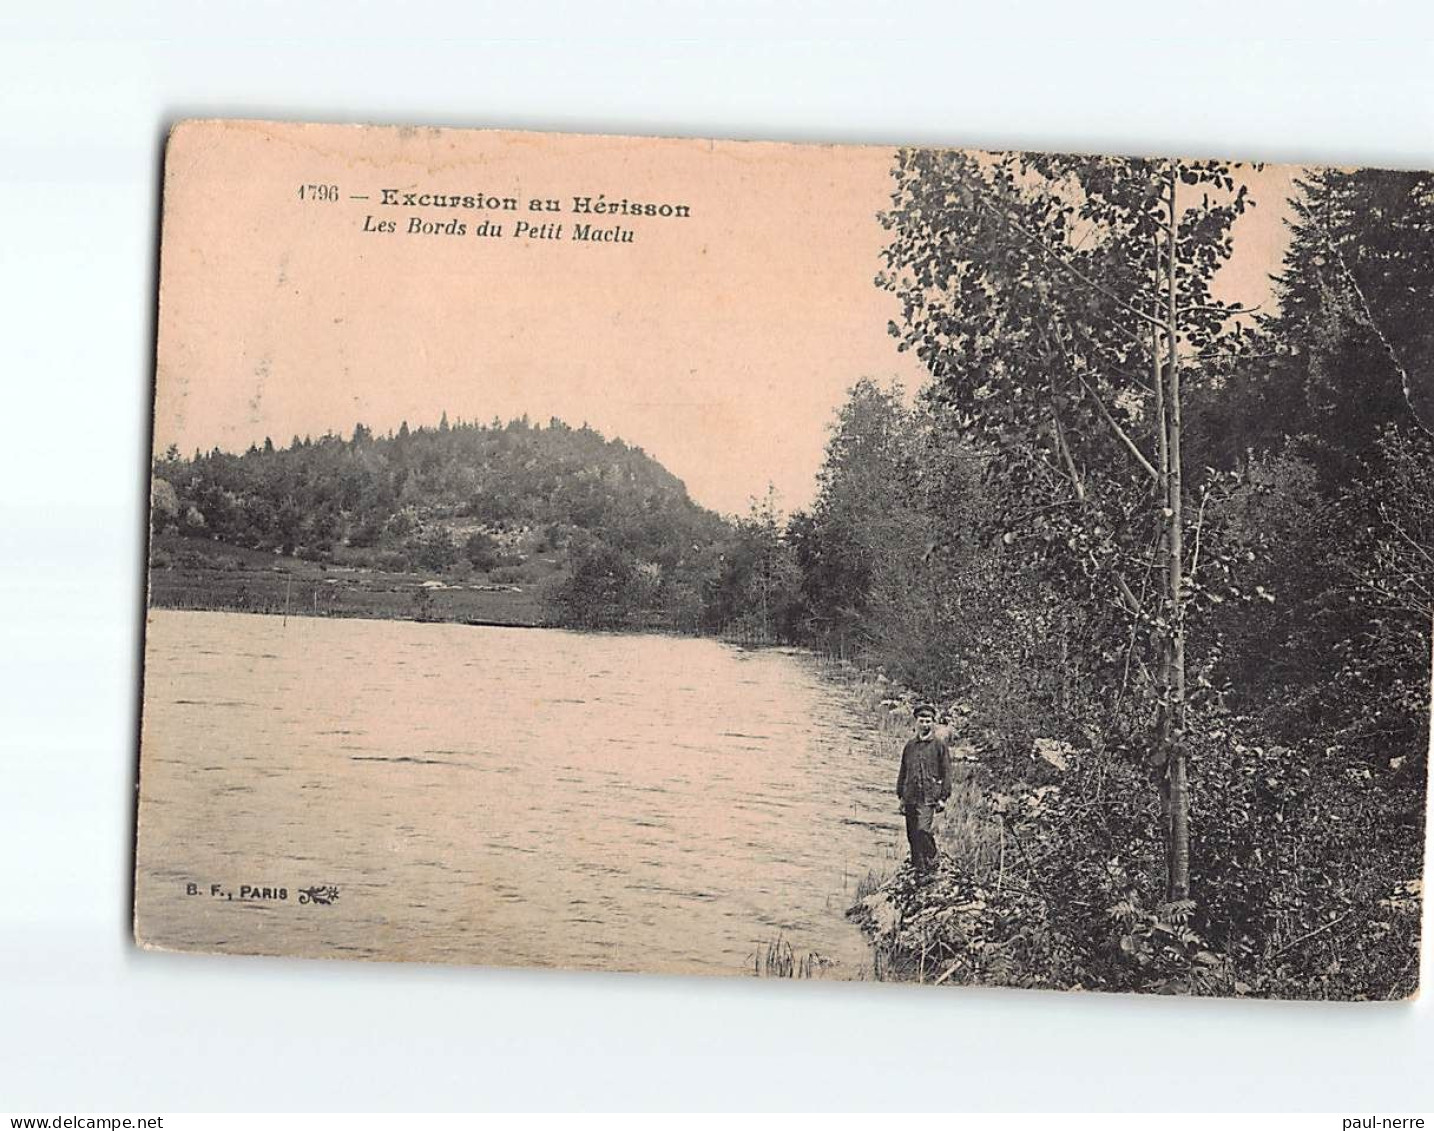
xmin=904 ymin=804 xmax=938 ymax=873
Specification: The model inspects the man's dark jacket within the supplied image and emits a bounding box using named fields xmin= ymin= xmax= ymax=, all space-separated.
xmin=897 ymin=736 xmax=952 ymax=809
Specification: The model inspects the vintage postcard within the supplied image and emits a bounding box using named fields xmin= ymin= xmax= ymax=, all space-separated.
xmin=137 ymin=119 xmax=1429 ymax=998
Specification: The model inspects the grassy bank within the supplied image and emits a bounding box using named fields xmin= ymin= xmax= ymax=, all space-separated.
xmin=148 ymin=534 xmax=549 ymax=627
xmin=816 ymin=661 xmax=1004 ymax=884
xmin=833 ymin=652 xmax=1426 ymax=998
xmin=825 ymin=661 xmax=1075 ymax=989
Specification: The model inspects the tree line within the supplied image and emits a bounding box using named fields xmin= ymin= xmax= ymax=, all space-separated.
xmin=714 ymin=161 xmax=1430 ymax=997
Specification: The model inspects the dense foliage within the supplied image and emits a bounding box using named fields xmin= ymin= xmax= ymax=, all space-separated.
xmin=820 ymin=163 xmax=1428 ymax=998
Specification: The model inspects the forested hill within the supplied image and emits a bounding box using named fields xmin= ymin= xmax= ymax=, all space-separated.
xmin=150 ymin=415 xmax=733 ymax=629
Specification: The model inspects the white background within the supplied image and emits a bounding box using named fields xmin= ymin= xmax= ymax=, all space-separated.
xmin=2 ymin=1 xmax=1432 ymax=1113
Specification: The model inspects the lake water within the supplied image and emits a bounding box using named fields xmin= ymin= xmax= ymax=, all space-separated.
xmin=135 ymin=610 xmax=904 ymax=977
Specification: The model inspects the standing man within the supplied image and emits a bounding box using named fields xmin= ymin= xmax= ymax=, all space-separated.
xmin=897 ymin=701 xmax=952 ymax=877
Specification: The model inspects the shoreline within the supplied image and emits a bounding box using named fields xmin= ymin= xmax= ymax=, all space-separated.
xmin=820 ymin=659 xmax=1063 ymax=989
xmin=148 ymin=551 xmax=816 ymax=644
xmin=148 ymin=599 xmax=556 ymax=632
xmin=148 ymin=559 xmax=552 ymax=630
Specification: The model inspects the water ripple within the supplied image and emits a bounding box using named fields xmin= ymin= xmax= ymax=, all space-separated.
xmin=135 ymin=610 xmax=904 ymax=977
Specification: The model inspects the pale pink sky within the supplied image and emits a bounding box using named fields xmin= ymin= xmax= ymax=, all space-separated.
xmin=155 ymin=122 xmax=1299 ymax=515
